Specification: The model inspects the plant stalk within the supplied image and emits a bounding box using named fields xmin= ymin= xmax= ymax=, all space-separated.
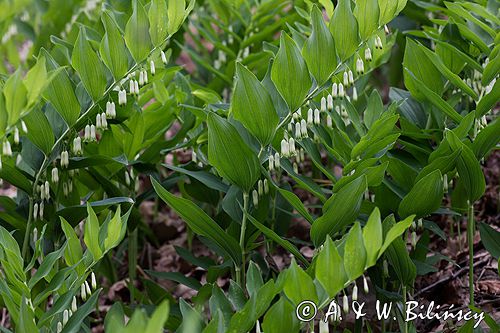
xmin=237 ymin=192 xmax=249 ymax=287
xmin=467 ymin=202 xmax=475 ymax=306
xmin=402 ymin=285 xmax=408 ymax=333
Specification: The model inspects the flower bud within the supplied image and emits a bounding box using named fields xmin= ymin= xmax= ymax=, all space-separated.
xmin=40 ymin=183 xmax=45 ymax=200
xmin=73 ymin=137 xmax=82 ymax=155
xmin=21 ymin=120 xmax=28 ymax=133
xmin=293 ymin=162 xmax=298 ymax=174
xmin=288 ymin=138 xmax=296 ymax=155
xmin=363 ymin=275 xmax=369 ymax=294
xmin=343 ymin=71 xmax=349 ymax=87
xmin=292 ymin=111 xmax=300 ymax=121
xmin=96 ymin=113 xmax=102 ymax=129
xmin=252 ymin=189 xmax=259 ymax=207
xmin=307 ymin=108 xmax=313 ymax=124
xmin=90 ymin=125 xmax=96 ymax=141
xmin=343 ymin=294 xmax=349 ymax=313
xmin=129 ymin=79 xmax=135 ymax=94
xmin=63 ymin=182 xmax=68 ymax=197
xmin=288 ymin=120 xmax=294 ymax=133
xmin=384 ymin=24 xmax=390 ymax=34
xmin=319 ymin=319 xmax=329 ymax=333
xmin=91 ymin=272 xmax=97 ymax=290
xmin=352 ymin=284 xmax=358 ymax=301
xmin=294 ymin=122 xmax=301 ymax=138
xmin=39 ymin=202 xmax=44 ymax=220
xmin=348 ymin=70 xmax=354 ymax=85
xmin=338 ymin=83 xmax=345 ymax=98
xmin=52 ymin=167 xmax=59 ymax=183
xmin=314 ymin=108 xmax=320 ymax=125
xmin=320 ymin=97 xmax=327 ymax=112
xmin=33 ymin=228 xmax=38 ymax=244
xmin=356 ymin=58 xmax=364 ymax=74
xmin=63 ymin=309 xmax=69 ymax=326
xmin=85 ymin=281 xmax=91 ymax=296
xmin=81 ymin=283 xmax=87 ymax=301
xmin=161 ymin=50 xmax=167 ymax=64
xmin=274 ymin=152 xmax=280 ymax=169
xmin=101 ymin=113 xmax=107 ymax=129
xmin=268 ymin=154 xmax=274 ymax=171
xmin=280 ymin=139 xmax=289 ymax=157
xmin=71 ymin=296 xmax=77 ymax=312
xmin=33 ymin=203 xmax=39 ymax=220
xmin=57 ymin=322 xmax=63 ymax=333
xmin=256 ymin=320 xmax=261 ymax=333
xmin=134 ymin=80 xmax=139 ymax=95
xmin=125 ymin=171 xmax=131 ymax=186
xmin=44 ymin=181 xmax=50 ymax=200
xmin=14 ymin=127 xmax=19 ymax=144
xmin=263 ymin=179 xmax=269 ymax=194
xmin=118 ymin=89 xmax=127 ymax=105
xmin=299 ymin=148 xmax=305 ymax=163
xmin=383 ymin=259 xmax=389 ymax=277
xmin=411 ymin=231 xmax=417 ymax=248
xmin=300 ymin=119 xmax=308 ymax=137
xmin=258 ymin=180 xmax=263 ymax=196
xmin=327 ymin=94 xmax=333 ymax=110
xmin=150 ymin=60 xmax=156 ymax=75
xmin=375 ymin=36 xmax=383 ymax=49
xmin=352 ymin=87 xmax=358 ymax=101
xmin=332 ymin=83 xmax=338 ymax=98
xmin=418 ymin=218 xmax=423 ymax=230
xmin=84 ymin=125 xmax=91 ymax=141
xmin=365 ymin=48 xmax=372 ymax=62
xmin=326 ymin=114 xmax=333 ymax=128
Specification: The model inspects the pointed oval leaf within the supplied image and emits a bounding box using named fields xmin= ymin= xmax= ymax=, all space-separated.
xmin=23 ymin=108 xmax=55 ymax=155
xmin=231 ymin=63 xmax=279 ymax=146
xmin=315 ymin=236 xmax=348 ymax=297
xmin=283 ymin=258 xmax=317 ymax=305
xmin=329 ymin=0 xmax=359 ymax=60
xmin=72 ymin=27 xmax=108 ymax=101
xmin=302 ymin=5 xmax=337 ymax=85
xmin=100 ymin=11 xmax=129 ymax=80
xmin=271 ymin=32 xmax=312 ymax=112
xmin=354 ymin=0 xmax=380 ymax=41
xmin=125 ymin=0 xmax=152 ymax=62
xmin=149 ymin=0 xmax=169 ymax=46
xmin=398 ymin=169 xmax=444 ymax=218
xmin=362 ymin=207 xmax=383 ymax=267
xmin=343 ymin=222 xmax=367 ymax=280
xmin=207 ymin=113 xmax=260 ymax=192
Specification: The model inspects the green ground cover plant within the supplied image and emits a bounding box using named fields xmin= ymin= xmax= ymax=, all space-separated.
xmin=0 ymin=0 xmax=498 ymax=332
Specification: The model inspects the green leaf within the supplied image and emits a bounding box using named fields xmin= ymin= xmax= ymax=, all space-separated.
xmin=207 ymin=113 xmax=260 ymax=192
xmin=363 ymin=207 xmax=383 ymax=267
xmin=403 ymin=38 xmax=443 ymax=102
xmin=227 ymin=281 xmax=277 ymax=333
xmin=246 ymin=262 xmax=263 ymax=297
xmin=329 ymin=0 xmax=359 ymax=60
xmin=145 ymin=300 xmax=170 ymax=333
xmin=104 ymin=303 xmax=125 ymax=332
xmin=28 ymin=246 xmax=65 ymax=289
xmin=302 ymin=5 xmax=337 ymax=85
xmin=473 ymin=117 xmax=500 ymax=159
xmin=231 ymin=63 xmax=278 ymax=145
xmin=271 ymin=32 xmax=312 ymax=112
xmin=3 ymin=68 xmax=27 ymax=126
xmin=72 ymin=27 xmax=108 ymax=101
xmin=415 ymin=148 xmax=461 ymax=183
xmin=262 ymin=298 xmax=300 ymax=333
xmin=417 ymin=42 xmax=478 ymax=99
xmin=100 ymin=11 xmax=130 ymax=80
xmin=23 ymin=108 xmax=54 ymax=155
xmin=61 ymin=289 xmax=101 ymax=333
xmin=446 ymin=130 xmax=485 ymax=202
xmin=149 ymin=0 xmax=169 ymax=46
xmin=276 ymin=187 xmax=314 ymax=224
xmin=19 ymin=296 xmax=38 ymax=333
xmin=404 ymin=68 xmax=462 ymax=123
xmin=125 ymin=0 xmax=152 ymax=62
xmin=245 ymin=212 xmax=309 ymax=267
xmin=315 ymin=236 xmax=347 ymax=297
xmin=476 ymin=78 xmax=500 ymax=117
xmin=167 ymin=0 xmax=185 ymax=35
xmin=0 ymin=163 xmax=32 ymax=193
xmin=364 ymin=90 xmax=384 ymax=129
xmin=310 ymin=175 xmax=367 ymax=246
xmin=60 ymin=217 xmax=83 ymax=267
xmin=378 ymin=0 xmax=398 ymax=25
xmin=343 ymin=222 xmax=367 ymax=280
xmin=378 ymin=214 xmax=415 ymax=256
xmin=84 ymin=203 xmax=103 ymax=261
xmin=283 ymin=258 xmax=317 ymax=305
xmin=354 ymin=0 xmax=380 ymax=40
xmin=104 ymin=206 xmax=127 ymax=251
xmin=42 ymin=50 xmax=81 ymax=126
xmin=152 ymin=177 xmax=242 ymax=265
xmin=23 ymin=55 xmax=47 ymax=108
xmin=398 ymin=170 xmax=443 ymax=218
xmin=478 ymin=223 xmax=500 ymax=259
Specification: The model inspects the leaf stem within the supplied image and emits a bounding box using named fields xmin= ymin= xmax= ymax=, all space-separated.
xmin=402 ymin=285 xmax=408 ymax=333
xmin=467 ymin=202 xmax=475 ymax=305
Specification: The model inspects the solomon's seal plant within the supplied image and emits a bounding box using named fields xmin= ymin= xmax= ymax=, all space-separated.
xmin=0 ymin=0 xmax=498 ymax=332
